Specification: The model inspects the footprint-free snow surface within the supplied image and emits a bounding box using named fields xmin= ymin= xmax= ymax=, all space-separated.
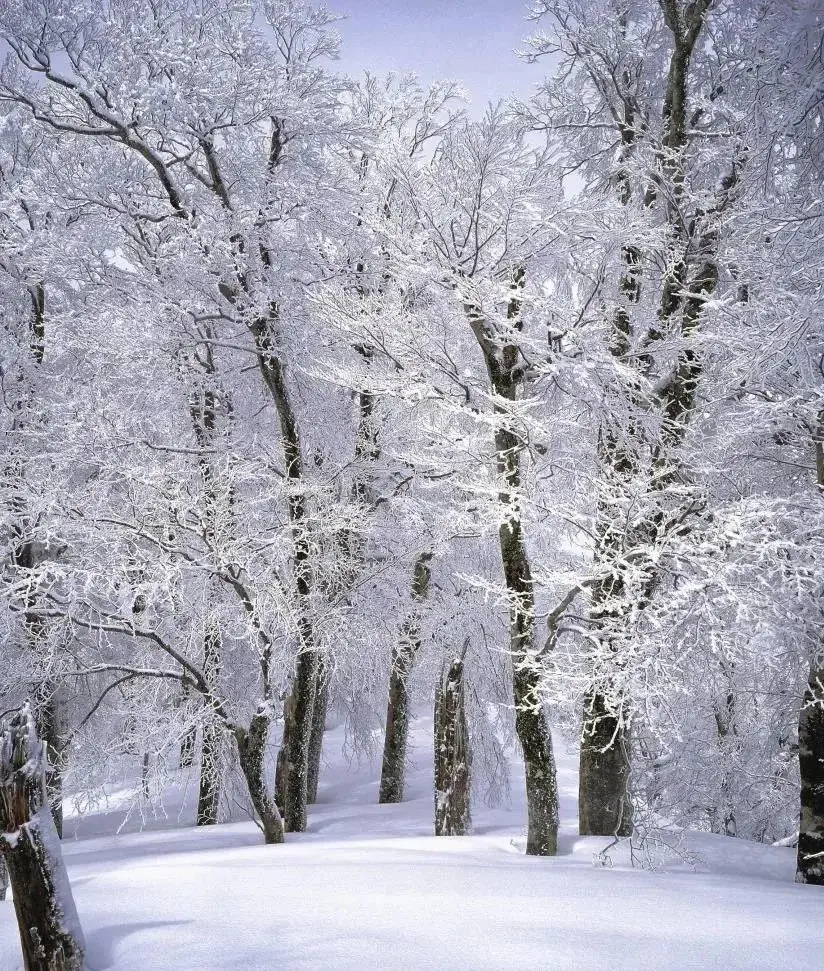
xmin=1 ymin=717 xmax=822 ymax=970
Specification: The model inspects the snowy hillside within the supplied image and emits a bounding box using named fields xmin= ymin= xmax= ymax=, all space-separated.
xmin=1 ymin=716 xmax=821 ymax=971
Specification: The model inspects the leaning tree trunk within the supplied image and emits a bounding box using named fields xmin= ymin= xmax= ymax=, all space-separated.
xmin=234 ymin=711 xmax=284 ymax=845
xmin=434 ymin=656 xmax=472 ymax=836
xmin=0 ymin=706 xmax=86 ymax=971
xmin=379 ymin=553 xmax=432 ymax=804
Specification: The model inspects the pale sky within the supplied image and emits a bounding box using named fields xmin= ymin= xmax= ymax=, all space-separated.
xmin=333 ymin=0 xmax=543 ymax=108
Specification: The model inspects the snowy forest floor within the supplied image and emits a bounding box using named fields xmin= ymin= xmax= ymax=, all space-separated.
xmin=1 ymin=716 xmax=822 ymax=970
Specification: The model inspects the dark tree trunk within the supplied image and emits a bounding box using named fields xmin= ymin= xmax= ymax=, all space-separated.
xmin=307 ymin=659 xmax=329 ymax=805
xmin=0 ymin=853 xmax=7 ymax=901
xmin=274 ymin=705 xmax=289 ymax=815
xmin=379 ymin=553 xmax=432 ymax=804
xmin=179 ymin=726 xmax=196 ymax=769
xmin=434 ymin=656 xmax=471 ymax=836
xmin=140 ymin=752 xmax=150 ymax=799
xmin=579 ymin=691 xmax=632 ymax=837
xmin=281 ymin=645 xmax=317 ymax=833
xmin=499 ymin=477 xmax=559 ymax=856
xmin=196 ymin=721 xmax=222 ymax=827
xmin=797 ymin=664 xmax=824 ymax=884
xmin=797 ymin=426 xmax=824 ymax=883
xmin=0 ymin=707 xmax=86 ymax=971
xmin=465 ymin=277 xmax=559 ymax=856
xmin=250 ymin=307 xmax=317 ymax=835
xmin=196 ymin=615 xmax=222 ymax=826
xmin=379 ymin=643 xmax=415 ymax=804
xmin=189 ymin=375 xmax=228 ymax=823
xmin=33 ymin=686 xmax=67 ymax=840
xmin=712 ymin=671 xmax=738 ymax=838
xmin=234 ymin=712 xmax=284 ymax=845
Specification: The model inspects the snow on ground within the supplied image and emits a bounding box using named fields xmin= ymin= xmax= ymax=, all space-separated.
xmin=1 ymin=717 xmax=822 ymax=971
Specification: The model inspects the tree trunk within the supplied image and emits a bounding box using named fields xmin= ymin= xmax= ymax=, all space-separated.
xmin=712 ymin=672 xmax=738 ymax=838
xmin=797 ymin=664 xmax=824 ymax=884
xmin=274 ymin=699 xmax=290 ymax=815
xmin=500 ymin=486 xmax=559 ymax=856
xmin=379 ymin=553 xmax=432 ymax=804
xmin=196 ymin=615 xmax=222 ymax=826
xmin=579 ymin=691 xmax=632 ymax=837
xmin=33 ymin=686 xmax=68 ymax=840
xmin=797 ymin=427 xmax=824 ymax=883
xmin=251 ymin=308 xmax=316 ymax=835
xmin=434 ymin=656 xmax=471 ymax=836
xmin=179 ymin=725 xmax=196 ymax=769
xmin=281 ymin=646 xmax=317 ymax=833
xmin=0 ymin=707 xmax=86 ymax=971
xmin=307 ymin=659 xmax=329 ymax=805
xmin=465 ymin=280 xmax=559 ymax=856
xmin=234 ymin=712 xmax=284 ymax=845
xmin=196 ymin=722 xmax=221 ymax=827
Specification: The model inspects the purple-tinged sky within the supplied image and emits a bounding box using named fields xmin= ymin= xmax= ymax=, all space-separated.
xmin=333 ymin=1 xmax=543 ymax=108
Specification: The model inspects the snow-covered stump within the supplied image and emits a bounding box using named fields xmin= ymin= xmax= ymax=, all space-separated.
xmin=434 ymin=657 xmax=472 ymax=837
xmin=0 ymin=706 xmax=86 ymax=971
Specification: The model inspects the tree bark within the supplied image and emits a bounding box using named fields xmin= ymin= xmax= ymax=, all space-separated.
xmin=32 ymin=685 xmax=68 ymax=840
xmin=0 ymin=707 xmax=85 ymax=971
xmin=579 ymin=692 xmax=632 ymax=837
xmin=196 ymin=720 xmax=222 ymax=827
xmin=379 ymin=553 xmax=432 ymax=804
xmin=434 ymin=656 xmax=471 ymax=836
xmin=250 ymin=308 xmax=317 ymax=834
xmin=179 ymin=723 xmax=196 ymax=770
xmin=464 ymin=275 xmax=559 ymax=856
xmin=797 ymin=665 xmax=824 ymax=884
xmin=797 ymin=425 xmax=824 ymax=883
xmin=307 ymin=659 xmax=329 ymax=805
xmin=234 ymin=712 xmax=284 ymax=845
xmin=280 ymin=647 xmax=316 ymax=833
xmin=196 ymin=615 xmax=223 ymax=826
